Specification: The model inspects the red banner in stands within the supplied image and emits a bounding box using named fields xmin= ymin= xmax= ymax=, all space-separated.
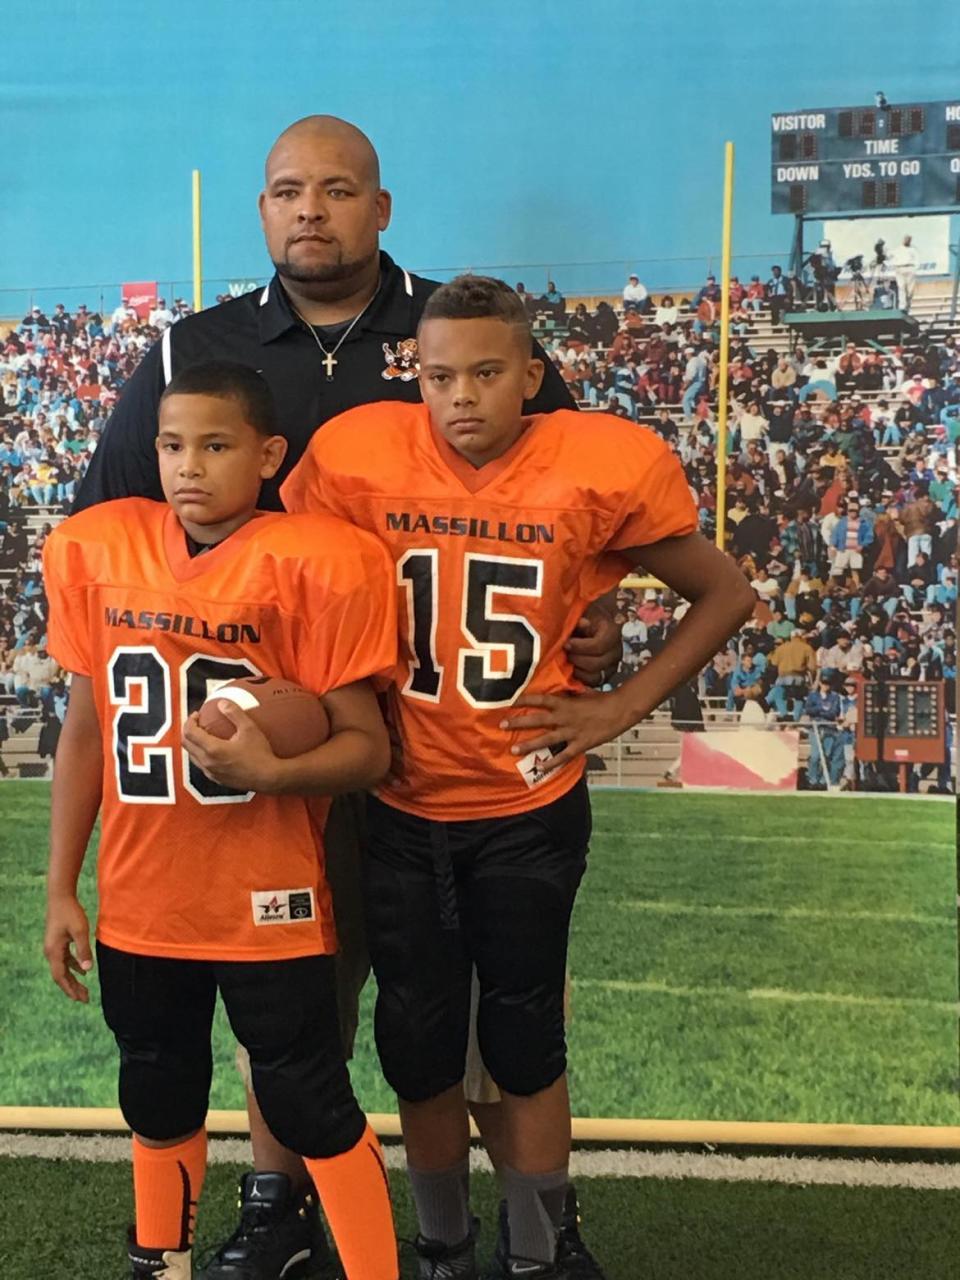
xmin=680 ymin=728 xmax=799 ymax=791
xmin=121 ymin=281 xmax=157 ymax=319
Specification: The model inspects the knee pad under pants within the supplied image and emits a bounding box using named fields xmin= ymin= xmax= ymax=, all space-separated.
xmin=364 ymin=779 xmax=590 ymax=1102
xmin=97 ymin=942 xmax=215 ymax=1141
xmin=98 ymin=943 xmax=365 ymax=1157
xmin=219 ymin=953 xmax=366 ymax=1159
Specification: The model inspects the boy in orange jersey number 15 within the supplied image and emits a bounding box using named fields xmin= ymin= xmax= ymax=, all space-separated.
xmin=280 ymin=277 xmax=756 ymax=1279
xmin=42 ymin=362 xmax=400 ymax=1280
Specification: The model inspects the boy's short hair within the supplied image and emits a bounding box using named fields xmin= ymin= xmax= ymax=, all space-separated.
xmin=419 ymin=275 xmax=533 ymax=353
xmin=160 ymin=360 xmax=278 ymax=436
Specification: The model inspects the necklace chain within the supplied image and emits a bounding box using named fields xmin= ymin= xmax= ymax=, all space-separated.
xmin=292 ymin=277 xmax=381 ymax=381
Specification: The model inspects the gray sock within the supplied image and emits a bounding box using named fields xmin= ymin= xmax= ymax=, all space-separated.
xmin=407 ymin=1156 xmax=472 ymax=1246
xmin=501 ymin=1164 xmax=569 ymax=1264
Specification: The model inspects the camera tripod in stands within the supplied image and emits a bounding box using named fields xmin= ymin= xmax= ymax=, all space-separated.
xmin=843 ymin=255 xmax=871 ymax=311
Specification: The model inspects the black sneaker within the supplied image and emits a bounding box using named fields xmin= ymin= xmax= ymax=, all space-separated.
xmin=411 ymin=1218 xmax=480 ymax=1278
xmin=485 ymin=1198 xmax=606 ymax=1279
xmin=198 ymin=1172 xmax=331 ymax=1279
xmin=128 ymin=1230 xmax=192 ymax=1279
xmin=555 ymin=1186 xmax=606 ymax=1277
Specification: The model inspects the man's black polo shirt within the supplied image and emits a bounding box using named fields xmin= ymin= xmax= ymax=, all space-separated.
xmin=74 ymin=252 xmax=576 ymax=512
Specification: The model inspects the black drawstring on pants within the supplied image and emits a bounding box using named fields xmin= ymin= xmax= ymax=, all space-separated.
xmin=428 ymin=821 xmax=460 ymax=931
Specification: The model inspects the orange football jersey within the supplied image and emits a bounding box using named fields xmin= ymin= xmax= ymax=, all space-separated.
xmin=43 ymin=499 xmax=397 ymax=962
xmin=282 ymin=403 xmax=697 ymax=820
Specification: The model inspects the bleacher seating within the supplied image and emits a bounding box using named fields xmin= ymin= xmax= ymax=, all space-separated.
xmin=1 ymin=276 xmax=955 ymax=791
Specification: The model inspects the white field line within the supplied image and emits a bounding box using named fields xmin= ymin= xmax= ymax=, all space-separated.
xmin=588 ymin=786 xmax=957 ymax=804
xmin=617 ymin=900 xmax=954 ymax=927
xmin=593 ymin=828 xmax=955 ymax=848
xmin=571 ymin=977 xmax=959 ymax=1013
xmin=3 ymin=1133 xmax=960 ymax=1192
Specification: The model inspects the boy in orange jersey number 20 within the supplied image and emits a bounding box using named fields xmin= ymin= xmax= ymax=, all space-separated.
xmin=42 ymin=362 xmax=401 ymax=1280
xmin=280 ymin=277 xmax=755 ymax=1278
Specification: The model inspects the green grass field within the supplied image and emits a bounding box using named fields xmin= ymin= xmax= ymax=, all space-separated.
xmin=1 ymin=783 xmax=957 ymax=1125
xmin=5 ymin=1153 xmax=960 ymax=1279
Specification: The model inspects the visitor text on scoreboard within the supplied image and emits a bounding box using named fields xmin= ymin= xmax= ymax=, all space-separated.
xmin=770 ymin=101 xmax=960 ymax=214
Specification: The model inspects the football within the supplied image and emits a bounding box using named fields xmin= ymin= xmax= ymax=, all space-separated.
xmin=198 ymin=676 xmax=331 ymax=758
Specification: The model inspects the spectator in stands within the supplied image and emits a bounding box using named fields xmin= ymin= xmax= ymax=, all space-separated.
xmin=891 ymin=234 xmax=919 ymax=312
xmin=745 ymin=275 xmax=766 ymax=314
xmin=514 ymin=282 xmax=538 ymax=317
xmin=799 ymin=360 xmax=837 ymax=403
xmin=861 ymin=564 xmax=900 ymax=613
xmin=728 ymin=301 xmax=752 ymax=338
xmin=593 ymin=299 xmax=619 ymax=347
xmin=730 ymin=496 xmax=776 ymax=562
xmin=728 ymin=354 xmax=754 ymax=397
xmin=652 ymin=407 xmax=679 ymax=444
xmin=771 ymin=357 xmax=797 ymax=395
xmin=836 ymin=343 xmax=864 ymax=392
xmin=903 ymin=373 xmax=927 ymax=408
xmin=620 ymin=607 xmax=649 ymax=673
xmin=838 ymin=679 xmax=859 ymax=789
xmin=820 ymin=629 xmax=863 ymax=673
xmin=901 ymin=488 xmax=941 ymax=565
xmin=765 ymin=265 xmax=793 ymax=326
xmin=148 ymin=297 xmax=175 ymax=329
xmin=622 ymin=273 xmax=649 ymax=314
xmin=682 ymin=345 xmax=709 ymax=417
xmin=50 ymin=304 xmax=73 ymax=340
xmin=691 ymin=274 xmax=720 ymax=336
xmin=538 ymin=279 xmax=565 ymax=321
xmin=693 ymin=274 xmax=720 ymax=309
xmin=636 ymin=588 xmax=668 ymax=629
xmin=781 ymin=506 xmax=822 ymax=577
xmin=109 ymin=298 xmax=137 ymax=334
xmin=726 ymin=652 xmax=765 ymax=712
xmin=767 ymin=604 xmax=793 ymax=642
xmin=20 ymin=305 xmax=50 ymax=333
xmin=654 ymin=294 xmax=678 ymax=328
xmin=929 ymin=462 xmax=957 ymax=518
xmin=566 ymin=303 xmax=597 ymax=348
xmin=803 ymin=673 xmax=844 ymax=788
xmin=736 ymin=399 xmax=768 ymax=449
xmin=750 ymin=565 xmax=781 ymax=606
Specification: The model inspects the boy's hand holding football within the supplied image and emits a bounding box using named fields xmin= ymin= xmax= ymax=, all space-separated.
xmin=182 ymin=701 xmax=282 ymax=792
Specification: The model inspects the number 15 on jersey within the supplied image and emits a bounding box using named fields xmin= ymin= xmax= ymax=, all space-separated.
xmin=399 ymin=551 xmax=543 ymax=709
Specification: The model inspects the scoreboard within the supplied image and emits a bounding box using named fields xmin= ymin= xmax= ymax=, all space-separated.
xmin=771 ymin=100 xmax=960 ymax=214
xmin=855 ymin=678 xmax=946 ymax=766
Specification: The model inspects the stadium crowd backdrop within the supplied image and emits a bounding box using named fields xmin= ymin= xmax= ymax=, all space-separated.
xmin=0 ymin=1 xmax=956 ymax=1140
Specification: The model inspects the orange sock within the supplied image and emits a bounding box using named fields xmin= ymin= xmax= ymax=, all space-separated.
xmin=304 ymin=1122 xmax=398 ymax=1280
xmin=132 ymin=1129 xmax=207 ymax=1250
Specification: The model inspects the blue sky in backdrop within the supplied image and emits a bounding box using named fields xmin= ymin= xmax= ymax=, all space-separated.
xmin=4 ymin=0 xmax=960 ymax=309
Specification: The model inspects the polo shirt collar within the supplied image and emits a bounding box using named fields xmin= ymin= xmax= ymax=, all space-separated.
xmin=257 ymin=250 xmax=417 ymax=345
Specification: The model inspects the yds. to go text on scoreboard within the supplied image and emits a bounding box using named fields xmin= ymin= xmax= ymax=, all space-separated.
xmin=770 ymin=100 xmax=960 ymax=214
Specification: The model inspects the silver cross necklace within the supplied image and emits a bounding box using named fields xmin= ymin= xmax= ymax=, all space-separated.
xmin=292 ymin=277 xmax=381 ymax=381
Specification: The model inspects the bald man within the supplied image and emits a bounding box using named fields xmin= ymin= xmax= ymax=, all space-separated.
xmin=74 ymin=115 xmax=579 ymax=510
xmin=74 ymin=116 xmax=613 ymax=1280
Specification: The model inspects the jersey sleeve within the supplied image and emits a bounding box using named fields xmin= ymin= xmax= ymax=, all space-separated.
xmin=280 ymin=438 xmax=351 ymax=520
xmin=295 ymin=526 xmax=398 ymax=694
xmin=42 ymin=532 xmax=93 ymax=675
xmin=605 ymin=444 xmax=699 ymax=550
